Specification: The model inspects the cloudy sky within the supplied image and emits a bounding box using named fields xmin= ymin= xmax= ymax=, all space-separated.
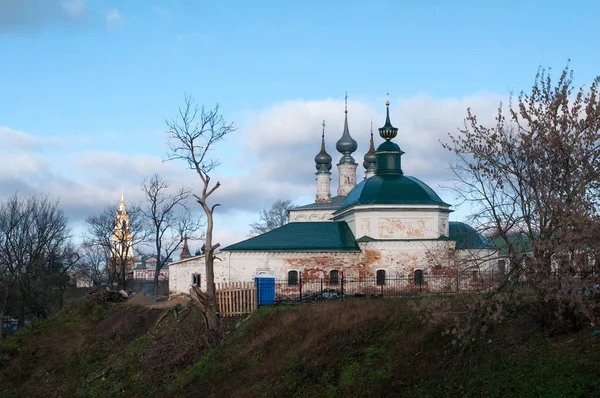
xmin=1 ymin=0 xmax=599 ymax=250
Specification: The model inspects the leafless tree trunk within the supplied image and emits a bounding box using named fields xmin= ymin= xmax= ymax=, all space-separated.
xmin=141 ymin=173 xmax=202 ymax=298
xmin=165 ymin=94 xmax=237 ymax=330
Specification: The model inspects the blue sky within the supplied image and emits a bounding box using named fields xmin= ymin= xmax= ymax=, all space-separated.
xmin=1 ymin=0 xmax=599 ymax=248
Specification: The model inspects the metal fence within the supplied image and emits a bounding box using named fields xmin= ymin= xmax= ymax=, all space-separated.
xmin=273 ymin=271 xmax=523 ymax=302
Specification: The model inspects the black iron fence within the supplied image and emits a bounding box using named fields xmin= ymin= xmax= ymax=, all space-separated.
xmin=274 ymin=271 xmax=525 ymax=302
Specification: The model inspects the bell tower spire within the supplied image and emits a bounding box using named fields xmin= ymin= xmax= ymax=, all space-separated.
xmin=119 ymin=185 xmax=126 ymax=211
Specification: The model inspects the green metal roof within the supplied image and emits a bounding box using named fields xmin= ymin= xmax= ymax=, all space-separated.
xmin=448 ymin=222 xmax=493 ymax=249
xmin=222 ymin=222 xmax=360 ymax=252
xmin=336 ymin=174 xmax=450 ymax=213
xmin=488 ymin=234 xmax=531 ymax=255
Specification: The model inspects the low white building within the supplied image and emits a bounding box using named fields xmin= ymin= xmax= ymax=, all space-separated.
xmin=169 ymin=97 xmax=498 ymax=295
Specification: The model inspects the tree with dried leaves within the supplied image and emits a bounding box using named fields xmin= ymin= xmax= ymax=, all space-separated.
xmin=84 ymin=204 xmax=147 ymax=290
xmin=165 ymin=94 xmax=237 ymax=330
xmin=249 ymin=199 xmax=294 ymax=236
xmin=443 ymin=63 xmax=600 ymax=331
xmin=0 ymin=194 xmax=78 ymax=335
xmin=141 ymin=173 xmax=202 ymax=298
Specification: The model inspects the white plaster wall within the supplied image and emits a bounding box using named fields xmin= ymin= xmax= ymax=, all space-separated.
xmin=335 ymin=207 xmax=450 ymax=240
xmin=211 ymin=239 xmax=459 ymax=285
xmin=169 ymin=258 xmax=203 ymax=295
xmin=315 ymin=172 xmax=332 ymax=203
xmin=289 ymin=209 xmax=335 ymax=222
xmin=169 ymin=256 xmax=224 ymax=295
xmin=455 ymin=248 xmax=500 ymax=272
xmin=337 ymin=163 xmax=357 ymax=196
xmin=362 ymin=240 xmax=456 ymax=276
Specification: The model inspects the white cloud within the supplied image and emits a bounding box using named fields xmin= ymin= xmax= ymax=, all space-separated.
xmin=105 ymin=8 xmax=124 ymax=28
xmin=61 ymin=0 xmax=87 ymax=19
xmin=0 ymin=92 xmax=505 ymax=243
xmin=0 ymin=125 xmax=40 ymax=149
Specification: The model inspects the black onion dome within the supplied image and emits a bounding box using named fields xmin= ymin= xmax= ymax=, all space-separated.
xmin=315 ymin=129 xmax=332 ymax=173
xmin=363 ymin=132 xmax=377 ymax=171
xmin=336 ymin=96 xmax=358 ymax=164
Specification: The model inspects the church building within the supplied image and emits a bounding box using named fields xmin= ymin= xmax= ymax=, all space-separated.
xmin=169 ymin=95 xmax=497 ymax=295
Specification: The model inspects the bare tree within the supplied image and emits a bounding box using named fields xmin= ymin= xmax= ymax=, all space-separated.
xmin=73 ymin=243 xmax=108 ymax=286
xmin=0 ymin=194 xmax=78 ymax=331
xmin=141 ymin=173 xmax=202 ymax=298
xmin=165 ymin=94 xmax=237 ymax=330
xmin=249 ymin=199 xmax=294 ymax=236
xmin=443 ymin=63 xmax=600 ymax=330
xmin=84 ymin=204 xmax=147 ymax=290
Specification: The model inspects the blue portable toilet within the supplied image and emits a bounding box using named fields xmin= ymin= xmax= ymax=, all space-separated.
xmin=255 ymin=272 xmax=275 ymax=306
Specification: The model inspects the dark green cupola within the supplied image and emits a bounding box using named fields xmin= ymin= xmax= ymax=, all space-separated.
xmin=376 ymin=92 xmax=404 ymax=175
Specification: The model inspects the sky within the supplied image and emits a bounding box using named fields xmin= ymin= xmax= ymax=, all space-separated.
xmin=1 ymin=0 xmax=599 ymax=250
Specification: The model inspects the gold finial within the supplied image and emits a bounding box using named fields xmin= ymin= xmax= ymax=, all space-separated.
xmin=322 ymin=120 xmax=326 ymax=137
xmin=370 ymin=119 xmax=373 ymax=137
xmin=385 ymin=90 xmax=390 ymax=107
xmin=119 ymin=185 xmax=125 ymax=211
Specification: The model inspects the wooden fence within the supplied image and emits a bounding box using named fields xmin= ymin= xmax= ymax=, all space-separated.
xmin=215 ymin=282 xmax=258 ymax=317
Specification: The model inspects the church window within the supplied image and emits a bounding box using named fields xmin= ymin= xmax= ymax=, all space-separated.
xmin=498 ymin=260 xmax=506 ymax=273
xmin=288 ymin=270 xmax=298 ymax=286
xmin=376 ymin=269 xmax=386 ymax=286
xmin=192 ymin=273 xmax=201 ymax=287
xmin=414 ymin=269 xmax=424 ymax=286
xmin=329 ymin=270 xmax=339 ymax=285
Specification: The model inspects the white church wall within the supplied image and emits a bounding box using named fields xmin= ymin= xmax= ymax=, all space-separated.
xmin=336 ymin=207 xmax=450 ymax=240
xmin=289 ymin=209 xmax=334 ymax=222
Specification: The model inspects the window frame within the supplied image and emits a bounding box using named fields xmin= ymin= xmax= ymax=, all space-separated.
xmin=376 ymin=269 xmax=386 ymax=286
xmin=287 ymin=270 xmax=299 ymax=286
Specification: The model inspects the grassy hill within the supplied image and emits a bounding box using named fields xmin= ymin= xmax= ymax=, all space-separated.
xmin=1 ymin=295 xmax=600 ymax=397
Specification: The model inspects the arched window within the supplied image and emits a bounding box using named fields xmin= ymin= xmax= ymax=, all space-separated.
xmin=329 ymin=270 xmax=339 ymax=285
xmin=414 ymin=269 xmax=424 ymax=286
xmin=288 ymin=270 xmax=298 ymax=286
xmin=192 ymin=273 xmax=201 ymax=287
xmin=376 ymin=269 xmax=386 ymax=286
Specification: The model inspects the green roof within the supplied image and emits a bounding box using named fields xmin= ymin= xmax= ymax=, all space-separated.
xmin=222 ymin=222 xmax=360 ymax=252
xmin=448 ymin=222 xmax=493 ymax=249
xmin=336 ymin=175 xmax=450 ymax=213
xmin=488 ymin=234 xmax=531 ymax=255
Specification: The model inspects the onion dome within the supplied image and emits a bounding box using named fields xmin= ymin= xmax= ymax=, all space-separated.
xmin=335 ymin=93 xmax=358 ymax=164
xmin=376 ymin=92 xmax=404 ymax=175
xmin=362 ymin=121 xmax=377 ymax=173
xmin=315 ymin=120 xmax=332 ymax=173
xmin=378 ymin=91 xmax=398 ymax=141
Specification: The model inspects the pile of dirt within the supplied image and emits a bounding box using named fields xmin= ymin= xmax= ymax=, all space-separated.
xmin=126 ymin=292 xmax=155 ymax=306
xmin=93 ymin=305 xmax=162 ymax=344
